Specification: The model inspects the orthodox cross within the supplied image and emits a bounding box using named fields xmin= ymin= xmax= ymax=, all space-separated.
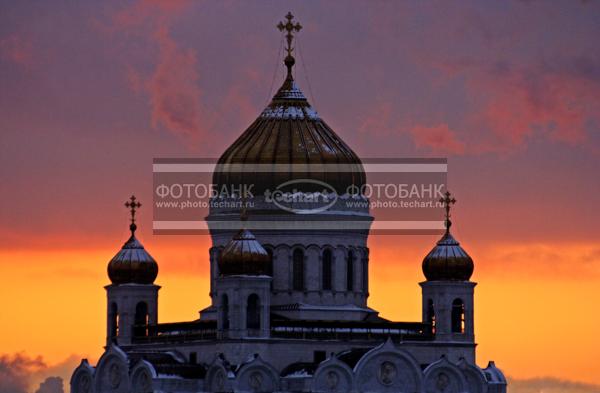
xmin=277 ymin=12 xmax=302 ymax=58
xmin=125 ymin=195 xmax=142 ymax=233
xmin=439 ymin=191 xmax=456 ymax=233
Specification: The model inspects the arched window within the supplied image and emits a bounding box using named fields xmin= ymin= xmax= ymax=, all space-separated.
xmin=427 ymin=299 xmax=436 ymax=334
xmin=452 ymin=298 xmax=465 ymax=334
xmin=361 ymin=255 xmax=368 ymax=293
xmin=221 ymin=294 xmax=229 ymax=330
xmin=110 ymin=302 xmax=119 ymax=337
xmin=246 ymin=294 xmax=260 ymax=331
xmin=347 ymin=250 xmax=354 ymax=291
xmin=134 ymin=302 xmax=149 ymax=337
xmin=322 ymin=249 xmax=333 ymax=290
xmin=265 ymin=247 xmax=274 ymax=276
xmin=292 ymin=249 xmax=304 ymax=291
xmin=218 ymin=246 xmax=227 ymax=274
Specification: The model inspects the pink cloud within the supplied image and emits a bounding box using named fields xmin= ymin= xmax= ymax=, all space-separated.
xmin=409 ymin=123 xmax=466 ymax=154
xmin=466 ymin=66 xmax=597 ymax=151
xmin=422 ymin=55 xmax=600 ymax=154
xmin=112 ymin=0 xmax=190 ymax=30
xmin=109 ymin=0 xmax=214 ymax=143
xmin=148 ymin=25 xmax=207 ymax=138
xmin=358 ymin=102 xmax=395 ymax=136
xmin=0 ymin=34 xmax=33 ymax=66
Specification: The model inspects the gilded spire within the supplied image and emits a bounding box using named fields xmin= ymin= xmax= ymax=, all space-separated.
xmin=277 ymin=12 xmax=302 ymax=80
xmin=439 ymin=191 xmax=456 ymax=234
xmin=124 ymin=195 xmax=142 ymax=235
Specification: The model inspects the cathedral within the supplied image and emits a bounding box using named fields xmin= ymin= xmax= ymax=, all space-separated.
xmin=71 ymin=13 xmax=507 ymax=393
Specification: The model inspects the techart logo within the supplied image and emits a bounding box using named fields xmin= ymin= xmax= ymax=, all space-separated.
xmin=264 ymin=179 xmax=338 ymax=214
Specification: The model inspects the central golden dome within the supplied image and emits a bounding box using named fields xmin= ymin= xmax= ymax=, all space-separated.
xmin=214 ymin=32 xmax=365 ymax=196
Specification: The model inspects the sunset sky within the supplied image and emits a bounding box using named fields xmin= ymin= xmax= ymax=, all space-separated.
xmin=1 ymin=1 xmax=600 ymax=392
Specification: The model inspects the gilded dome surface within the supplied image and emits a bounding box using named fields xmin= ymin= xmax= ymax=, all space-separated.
xmin=108 ymin=225 xmax=158 ymax=285
xmin=213 ymin=63 xmax=365 ymax=196
xmin=422 ymin=232 xmax=474 ymax=281
xmin=218 ymin=228 xmax=272 ymax=276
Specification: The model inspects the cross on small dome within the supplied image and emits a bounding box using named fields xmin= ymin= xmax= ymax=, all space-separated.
xmin=440 ymin=191 xmax=456 ymax=234
xmin=422 ymin=191 xmax=474 ymax=281
xmin=108 ymin=195 xmax=158 ymax=285
xmin=124 ymin=195 xmax=141 ymax=234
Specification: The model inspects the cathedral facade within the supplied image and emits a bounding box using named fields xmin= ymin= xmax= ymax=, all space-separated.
xmin=71 ymin=13 xmax=506 ymax=393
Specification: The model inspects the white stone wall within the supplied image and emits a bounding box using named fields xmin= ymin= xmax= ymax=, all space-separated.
xmin=72 ymin=340 xmax=506 ymax=393
xmin=420 ymin=281 xmax=476 ymax=344
xmin=210 ymin=240 xmax=370 ymax=314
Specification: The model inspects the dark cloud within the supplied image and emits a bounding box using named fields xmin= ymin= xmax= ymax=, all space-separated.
xmin=0 ymin=353 xmax=45 ymax=393
xmin=0 ymin=353 xmax=76 ymax=393
xmin=34 ymin=377 xmax=64 ymax=393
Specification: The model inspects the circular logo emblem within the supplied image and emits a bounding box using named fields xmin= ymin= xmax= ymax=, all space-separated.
xmin=266 ymin=179 xmax=338 ymax=214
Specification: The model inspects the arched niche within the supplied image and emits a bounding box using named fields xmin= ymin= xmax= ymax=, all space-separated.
xmin=354 ymin=339 xmax=422 ymax=393
xmin=457 ymin=358 xmax=488 ymax=393
xmin=423 ymin=356 xmax=467 ymax=393
xmin=94 ymin=345 xmax=130 ymax=393
xmin=312 ymin=356 xmax=354 ymax=393
xmin=130 ymin=360 xmax=156 ymax=393
xmin=70 ymin=359 xmax=95 ymax=393
xmin=234 ymin=355 xmax=279 ymax=393
xmin=206 ymin=356 xmax=231 ymax=393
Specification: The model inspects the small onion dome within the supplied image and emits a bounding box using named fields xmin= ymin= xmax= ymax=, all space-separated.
xmin=218 ymin=229 xmax=272 ymax=276
xmin=108 ymin=224 xmax=159 ymax=285
xmin=422 ymin=232 xmax=474 ymax=281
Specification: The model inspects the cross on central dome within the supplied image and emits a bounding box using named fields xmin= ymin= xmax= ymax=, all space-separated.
xmin=214 ymin=12 xmax=365 ymax=199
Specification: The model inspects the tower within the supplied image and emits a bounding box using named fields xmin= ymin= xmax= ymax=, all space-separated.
xmin=420 ymin=192 xmax=476 ymax=359
xmin=215 ymin=212 xmax=272 ymax=339
xmin=105 ymin=195 xmax=159 ymax=346
xmin=207 ymin=12 xmax=373 ymax=322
